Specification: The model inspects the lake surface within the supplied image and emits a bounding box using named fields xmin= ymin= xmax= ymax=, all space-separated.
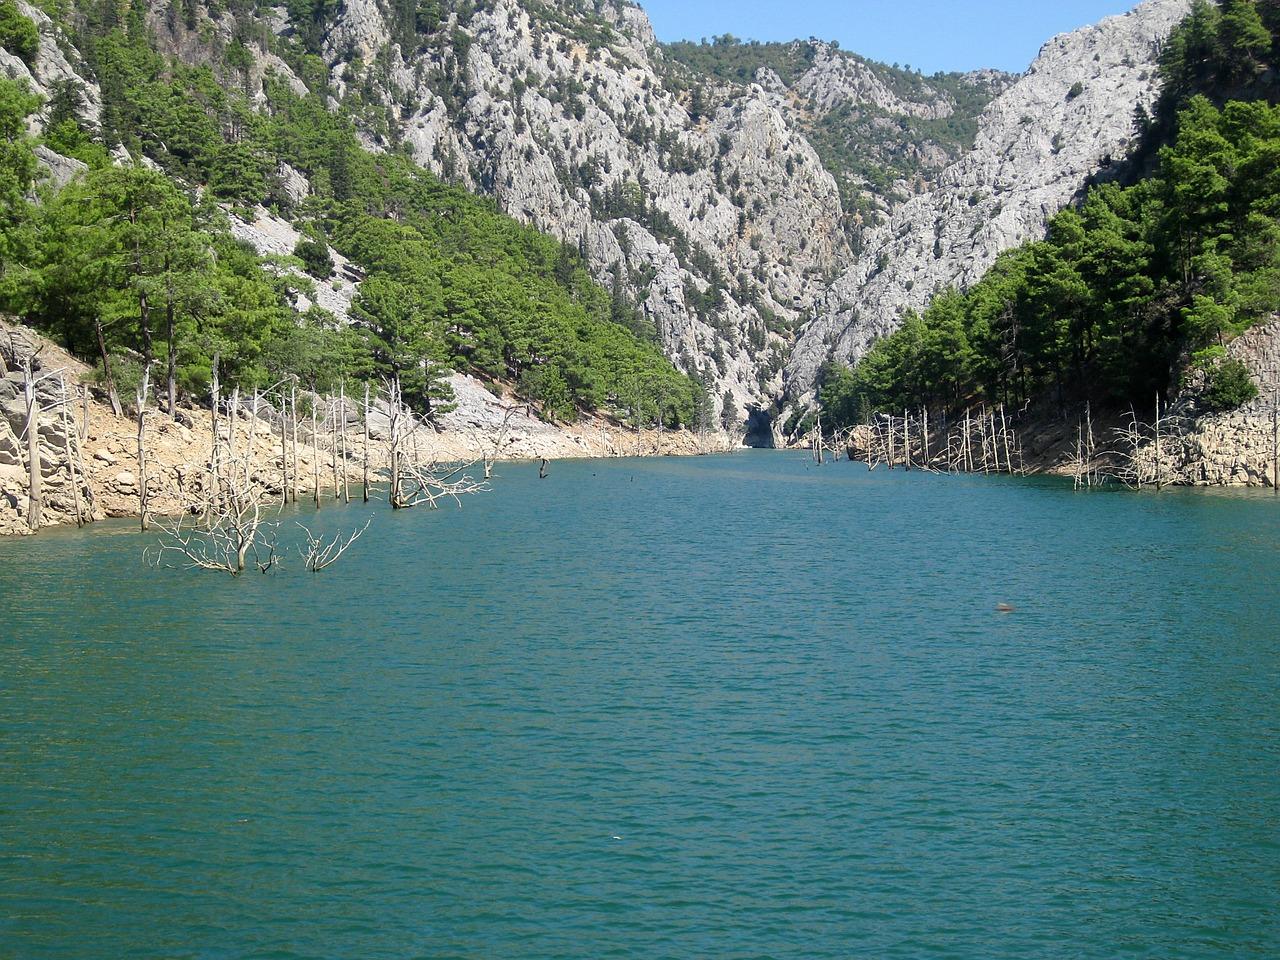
xmin=1 ymin=451 xmax=1278 ymax=959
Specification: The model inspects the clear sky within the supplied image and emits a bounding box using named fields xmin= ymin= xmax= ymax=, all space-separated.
xmin=640 ymin=0 xmax=1141 ymax=74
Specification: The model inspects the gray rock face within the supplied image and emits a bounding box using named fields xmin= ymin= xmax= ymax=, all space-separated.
xmin=1 ymin=1 xmax=102 ymax=130
xmin=791 ymin=44 xmax=958 ymax=121
xmin=228 ymin=209 xmax=360 ymax=324
xmin=785 ymin=0 xmax=1194 ymax=403
xmin=33 ymin=145 xmax=86 ymax=192
xmin=321 ymin=0 xmax=850 ymax=419
xmin=1153 ymin=317 xmax=1280 ymax=487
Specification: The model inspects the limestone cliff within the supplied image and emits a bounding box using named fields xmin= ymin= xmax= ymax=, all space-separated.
xmin=785 ymin=0 xmax=1195 ymax=403
xmin=310 ymin=0 xmax=849 ymax=419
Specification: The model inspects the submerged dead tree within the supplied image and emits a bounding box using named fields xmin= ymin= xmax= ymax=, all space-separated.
xmin=153 ymin=371 xmax=368 ymax=575
xmin=386 ymin=375 xmax=488 ymax=509
xmin=296 ymin=518 xmax=371 ymax=573
xmin=152 ymin=442 xmax=280 ymax=575
xmin=1111 ymin=399 xmax=1181 ymax=490
xmin=840 ymin=405 xmax=1021 ymax=477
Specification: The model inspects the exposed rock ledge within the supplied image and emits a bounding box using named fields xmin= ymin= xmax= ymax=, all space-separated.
xmin=825 ymin=318 xmax=1280 ymax=489
xmin=1028 ymin=317 xmax=1280 ymax=487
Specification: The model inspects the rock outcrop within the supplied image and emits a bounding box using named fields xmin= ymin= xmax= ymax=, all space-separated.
xmin=1156 ymin=318 xmax=1280 ymax=487
xmin=785 ymin=0 xmax=1194 ymax=402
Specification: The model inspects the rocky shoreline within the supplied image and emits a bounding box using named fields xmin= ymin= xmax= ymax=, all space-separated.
xmin=829 ymin=317 xmax=1280 ymax=489
xmin=0 ymin=321 xmax=734 ymax=538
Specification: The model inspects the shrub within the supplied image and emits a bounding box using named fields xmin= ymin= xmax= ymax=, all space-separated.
xmin=1202 ymin=358 xmax=1259 ymax=411
xmin=1067 ymin=81 xmax=1085 ymax=100
xmin=293 ymin=235 xmax=333 ymax=280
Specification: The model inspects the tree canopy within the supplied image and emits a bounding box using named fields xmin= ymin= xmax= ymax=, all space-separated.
xmin=821 ymin=93 xmax=1280 ymax=426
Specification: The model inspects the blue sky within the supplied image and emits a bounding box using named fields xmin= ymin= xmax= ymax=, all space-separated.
xmin=640 ymin=0 xmax=1139 ymax=74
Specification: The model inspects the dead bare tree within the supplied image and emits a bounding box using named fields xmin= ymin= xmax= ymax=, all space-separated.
xmin=328 ymin=393 xmax=339 ymax=501
xmin=339 ymin=381 xmax=351 ymax=504
xmin=278 ymin=385 xmax=291 ymax=507
xmin=296 ymin=518 xmax=372 ymax=572
xmin=289 ymin=377 xmax=300 ymax=504
xmin=20 ymin=352 xmax=42 ymax=532
xmin=363 ymin=381 xmax=373 ymax=502
xmin=1111 ymin=399 xmax=1180 ymax=490
xmin=93 ymin=319 xmax=123 ymax=417
xmin=310 ymin=394 xmax=321 ymax=509
xmin=460 ymin=400 xmax=521 ymax=480
xmin=151 ymin=441 xmax=280 ymax=575
xmin=136 ymin=362 xmax=153 ymax=530
xmin=11 ymin=342 xmax=95 ymax=532
xmin=1271 ymin=365 xmax=1279 ymax=494
xmin=57 ymin=374 xmax=89 ymax=527
xmin=385 ymin=375 xmax=488 ymax=509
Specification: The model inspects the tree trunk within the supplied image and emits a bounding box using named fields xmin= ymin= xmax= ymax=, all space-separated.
xmin=1000 ymin=406 xmax=1014 ymax=476
xmin=137 ymin=364 xmax=151 ymax=531
xmin=312 ymin=396 xmax=321 ymax=509
xmin=340 ymin=381 xmax=350 ymax=504
xmin=389 ymin=377 xmax=404 ymax=508
xmin=133 ymin=217 xmax=154 ymax=370
xmin=165 ymin=270 xmax=177 ymax=420
xmin=279 ymin=389 xmax=290 ymax=507
xmin=329 ymin=395 xmax=339 ymax=502
xmin=290 ymin=381 xmax=299 ymax=504
xmin=210 ymin=356 xmax=221 ymax=517
xmin=227 ymin=387 xmax=240 ymax=460
xmin=1272 ymin=384 xmax=1278 ymax=494
xmin=363 ymin=382 xmax=371 ymax=503
xmin=94 ymin=319 xmax=123 ymax=417
xmin=60 ymin=376 xmax=86 ymax=527
xmin=23 ymin=360 xmax=41 ymax=532
xmin=1154 ymin=394 xmax=1163 ymax=491
xmin=138 ymin=287 xmax=153 ymax=370
xmin=903 ymin=409 xmax=911 ymax=471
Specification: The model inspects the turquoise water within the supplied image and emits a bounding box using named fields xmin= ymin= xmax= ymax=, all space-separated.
xmin=1 ymin=451 xmax=1278 ymax=959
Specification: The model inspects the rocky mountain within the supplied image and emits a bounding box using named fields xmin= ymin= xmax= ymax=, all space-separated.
xmin=784 ymin=0 xmax=1196 ymax=406
xmin=1 ymin=0 xmax=1198 ymax=439
xmin=663 ymin=37 xmax=1014 ymax=231
xmin=149 ymin=0 xmax=1019 ymax=425
xmin=308 ymin=0 xmax=850 ymax=426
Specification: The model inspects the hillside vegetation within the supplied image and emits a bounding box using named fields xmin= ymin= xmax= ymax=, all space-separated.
xmin=820 ymin=0 xmax=1280 ymax=429
xmin=0 ymin=2 xmax=703 ymax=427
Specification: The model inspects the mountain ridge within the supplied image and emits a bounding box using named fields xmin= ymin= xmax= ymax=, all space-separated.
xmin=1 ymin=0 xmax=1194 ymax=439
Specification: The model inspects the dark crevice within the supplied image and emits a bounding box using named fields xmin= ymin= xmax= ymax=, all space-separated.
xmin=743 ymin=407 xmax=775 ymax=448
